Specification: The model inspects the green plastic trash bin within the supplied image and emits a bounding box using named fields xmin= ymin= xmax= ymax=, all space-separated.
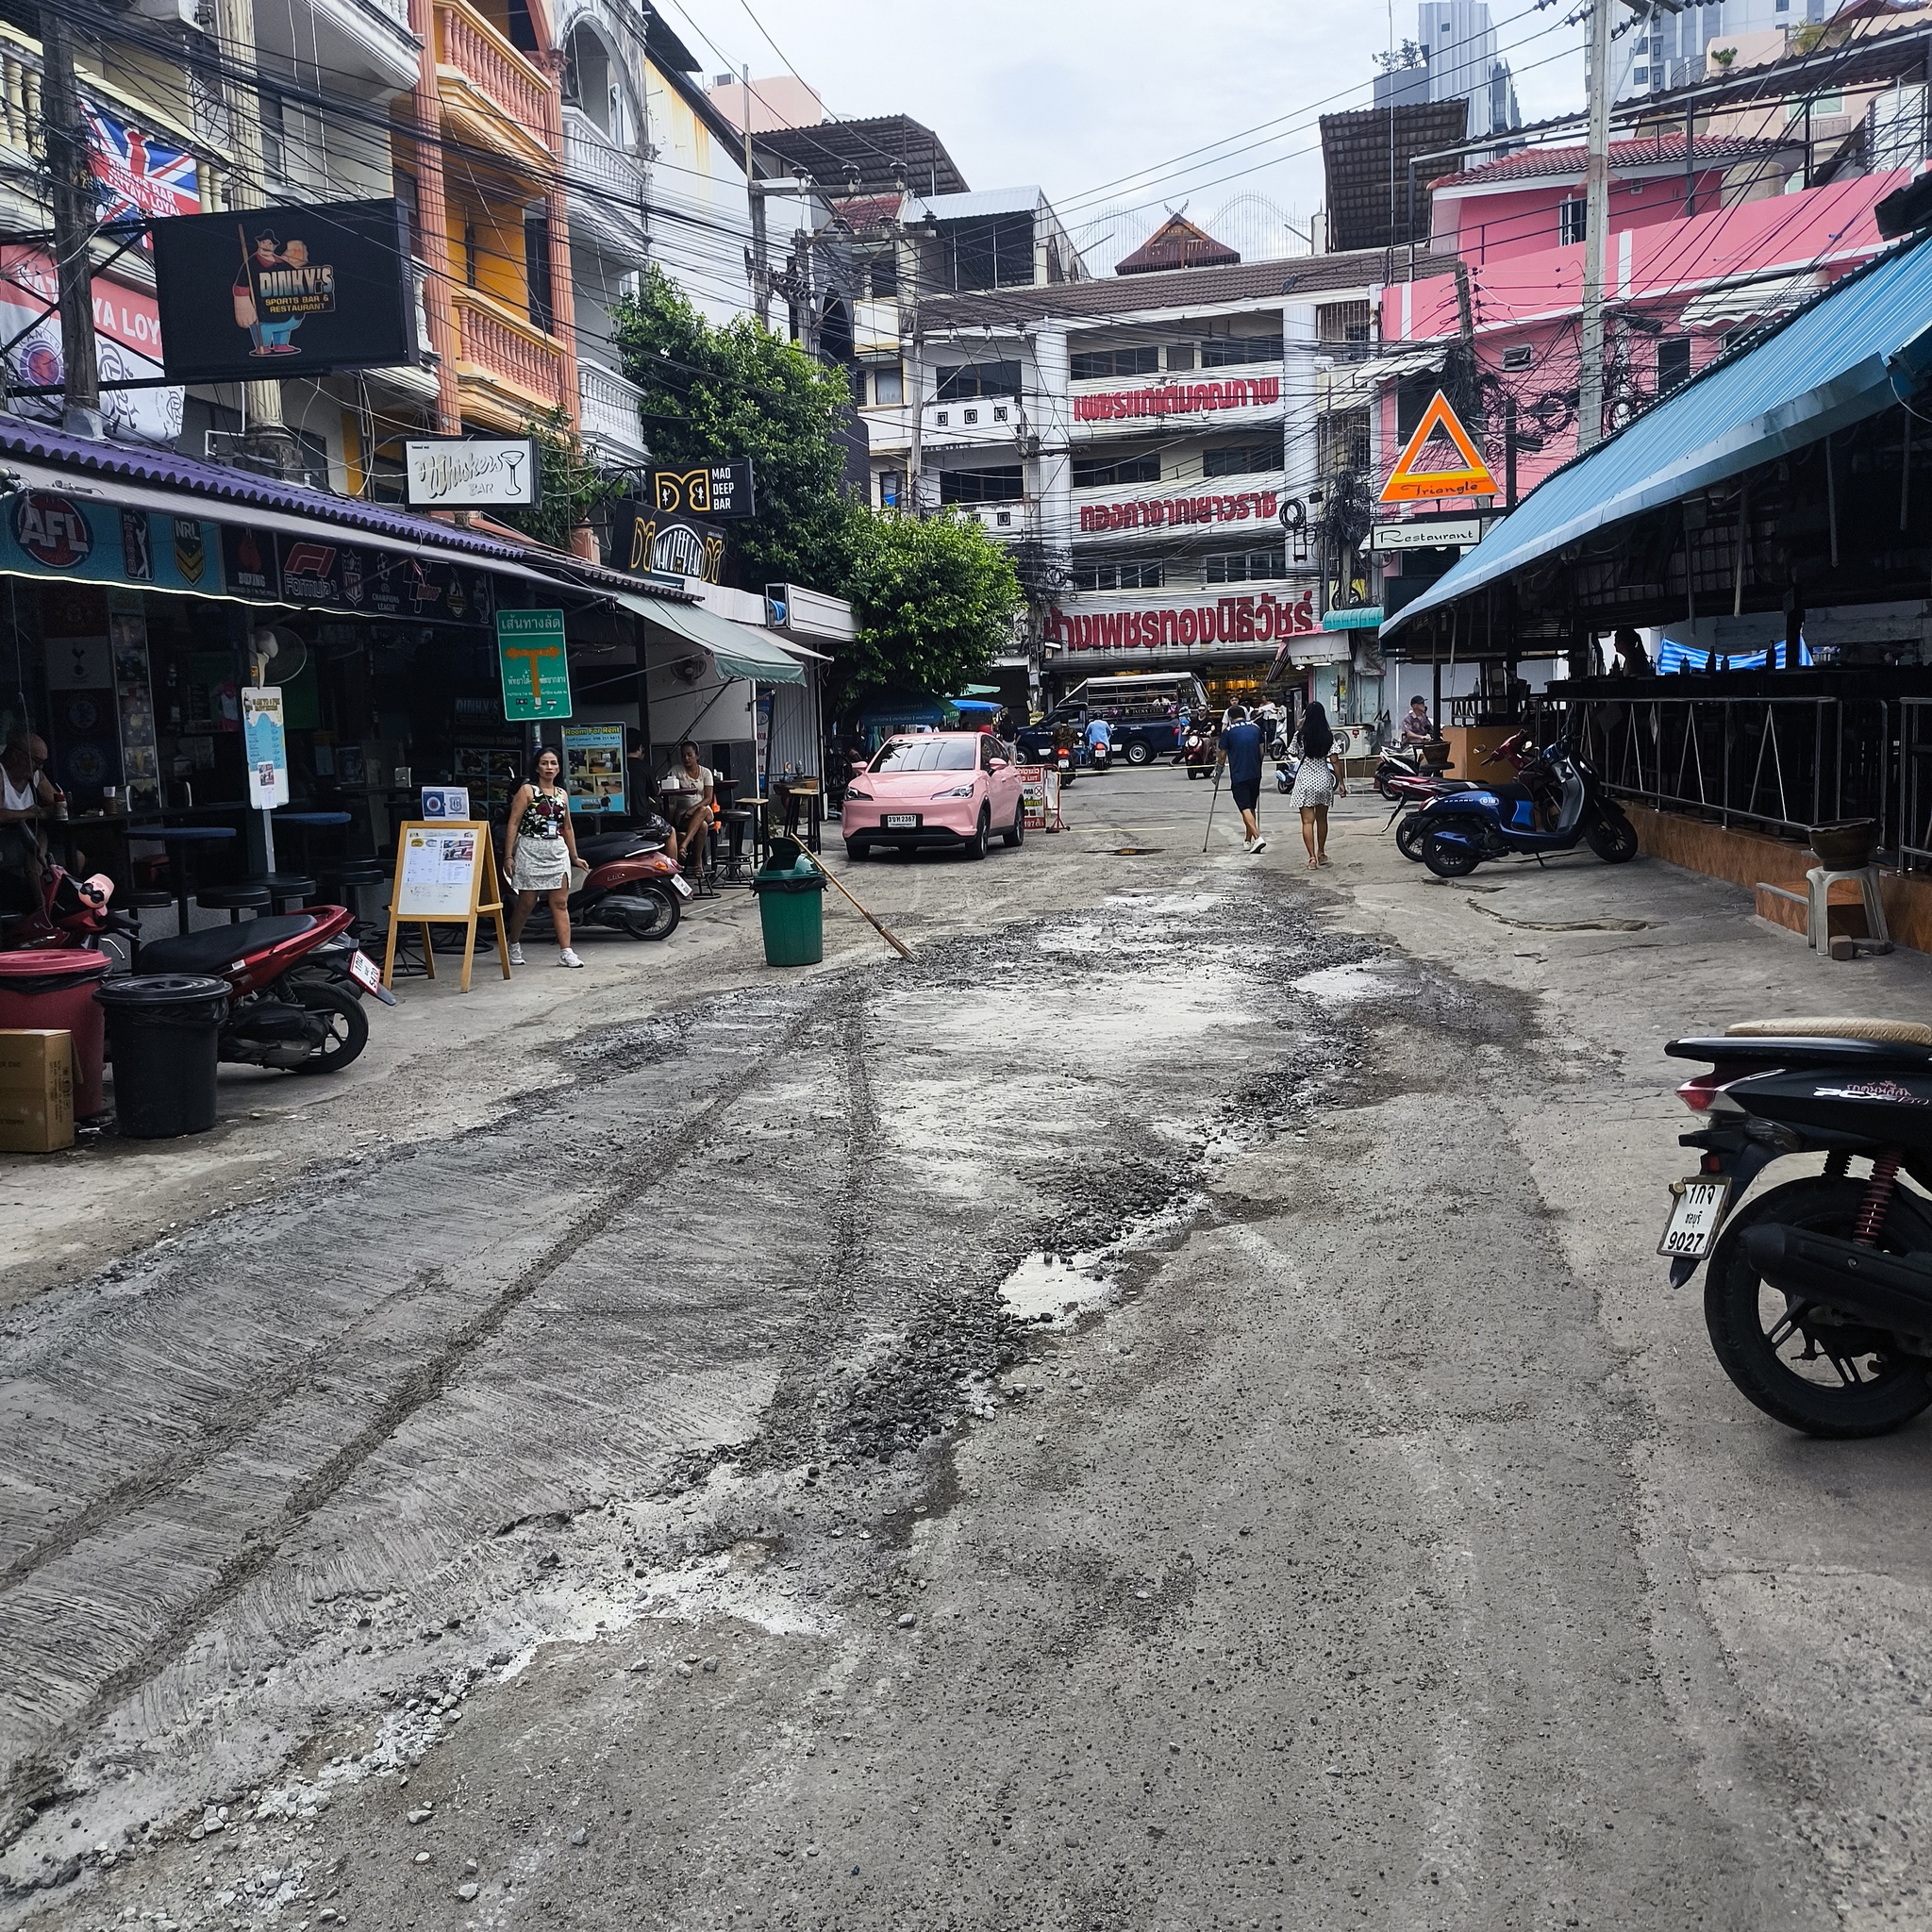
xmin=752 ymin=854 xmax=828 ymax=967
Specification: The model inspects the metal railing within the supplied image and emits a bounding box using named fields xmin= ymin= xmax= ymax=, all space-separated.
xmin=1573 ymin=692 xmax=1896 ymax=853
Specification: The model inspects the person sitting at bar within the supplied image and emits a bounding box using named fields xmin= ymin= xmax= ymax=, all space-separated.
xmin=0 ymin=731 xmax=56 ymax=913
xmin=658 ymin=740 xmax=715 ymax=874
xmin=1612 ymin=626 xmax=1653 ymax=675
xmin=1400 ymin=696 xmax=1438 ymax=745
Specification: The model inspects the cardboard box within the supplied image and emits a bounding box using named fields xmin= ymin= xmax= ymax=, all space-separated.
xmin=0 ymin=1029 xmax=75 ymax=1153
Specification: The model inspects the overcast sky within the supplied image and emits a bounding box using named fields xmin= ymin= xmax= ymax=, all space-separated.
xmin=655 ymin=0 xmax=1588 ymax=255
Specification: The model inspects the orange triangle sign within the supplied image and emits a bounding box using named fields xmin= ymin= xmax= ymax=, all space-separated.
xmin=1380 ymin=391 xmax=1497 ymax=504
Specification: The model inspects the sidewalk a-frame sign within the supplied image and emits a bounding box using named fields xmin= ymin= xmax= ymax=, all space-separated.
xmin=1380 ymin=391 xmax=1498 ymax=503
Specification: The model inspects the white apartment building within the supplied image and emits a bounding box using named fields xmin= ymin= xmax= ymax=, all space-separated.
xmin=858 ymin=212 xmax=1391 ymax=711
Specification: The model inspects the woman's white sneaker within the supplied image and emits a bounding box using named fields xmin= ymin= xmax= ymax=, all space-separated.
xmin=508 ymin=942 xmax=525 ymax=966
xmin=558 ymin=947 xmax=583 ymax=968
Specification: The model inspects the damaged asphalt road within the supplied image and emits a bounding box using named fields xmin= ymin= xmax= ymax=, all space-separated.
xmin=0 ymin=780 xmax=1876 ymax=1930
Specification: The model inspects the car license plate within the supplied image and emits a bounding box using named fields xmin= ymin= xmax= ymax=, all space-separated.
xmin=670 ymin=874 xmax=694 ymax=899
xmin=884 ymin=813 xmax=920 ymax=829
xmin=1657 ymin=1177 xmax=1731 ymax=1259
xmin=346 ymin=948 xmax=382 ymax=993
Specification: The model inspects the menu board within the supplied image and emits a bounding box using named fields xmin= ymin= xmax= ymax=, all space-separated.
xmin=395 ymin=824 xmax=482 ymax=917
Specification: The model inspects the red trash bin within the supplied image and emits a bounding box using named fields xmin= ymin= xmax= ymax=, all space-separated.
xmin=0 ymin=950 xmax=110 ymax=1118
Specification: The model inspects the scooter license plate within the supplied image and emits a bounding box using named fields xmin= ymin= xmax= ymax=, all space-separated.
xmin=1657 ymin=1177 xmax=1731 ymax=1258
xmin=670 ymin=874 xmax=694 ymax=899
xmin=884 ymin=813 xmax=920 ymax=829
xmin=346 ymin=949 xmax=382 ymax=993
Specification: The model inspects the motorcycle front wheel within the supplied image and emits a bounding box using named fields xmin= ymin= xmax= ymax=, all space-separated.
xmin=1704 ymin=1176 xmax=1932 ymax=1438
xmin=1586 ymin=812 xmax=1641 ymax=863
xmin=1422 ymin=829 xmax=1482 ymax=877
xmin=290 ymin=978 xmax=370 ymax=1075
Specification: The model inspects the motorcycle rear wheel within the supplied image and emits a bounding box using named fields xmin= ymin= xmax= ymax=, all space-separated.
xmin=1395 ymin=814 xmax=1429 ymax=862
xmin=289 ymin=978 xmax=369 ymax=1075
xmin=1704 ymin=1176 xmax=1932 ymax=1438
xmin=1586 ymin=812 xmax=1641 ymax=863
xmin=1422 ymin=829 xmax=1482 ymax=877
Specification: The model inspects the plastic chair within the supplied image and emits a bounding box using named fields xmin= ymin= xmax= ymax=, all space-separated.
xmin=1807 ymin=865 xmax=1891 ymax=953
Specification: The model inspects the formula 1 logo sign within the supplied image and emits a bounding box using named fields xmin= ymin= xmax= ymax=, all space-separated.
xmin=12 ymin=491 xmax=93 ymax=569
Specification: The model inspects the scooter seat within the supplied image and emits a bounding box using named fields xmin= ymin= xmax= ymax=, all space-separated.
xmin=140 ymin=913 xmax=318 ymax=976
xmin=1725 ymin=1017 xmax=1932 ymax=1046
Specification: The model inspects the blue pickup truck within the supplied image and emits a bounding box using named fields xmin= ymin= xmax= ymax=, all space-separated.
xmin=1017 ymin=673 xmax=1209 ymax=767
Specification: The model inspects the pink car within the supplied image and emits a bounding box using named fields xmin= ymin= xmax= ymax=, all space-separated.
xmin=841 ymin=732 xmax=1027 ymax=860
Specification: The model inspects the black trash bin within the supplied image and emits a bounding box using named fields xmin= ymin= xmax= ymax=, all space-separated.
xmin=96 ymin=974 xmax=228 ymax=1140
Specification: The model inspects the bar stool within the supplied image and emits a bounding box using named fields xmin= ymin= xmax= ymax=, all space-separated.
xmin=715 ymin=808 xmax=754 ymax=884
xmin=316 ymin=854 xmax=388 ymax=939
xmin=242 ymin=871 xmax=318 ymax=912
xmin=1807 ymin=864 xmax=1892 ymax=954
xmin=197 ymin=882 xmax=272 ymax=923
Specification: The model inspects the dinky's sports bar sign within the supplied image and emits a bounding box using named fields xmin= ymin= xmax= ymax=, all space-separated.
xmin=1080 ymin=489 xmax=1278 ymax=533
xmin=1073 ymin=375 xmax=1280 ymax=423
xmin=1045 ymin=586 xmax=1318 ymax=653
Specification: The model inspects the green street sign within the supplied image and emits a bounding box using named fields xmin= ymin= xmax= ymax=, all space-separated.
xmin=496 ymin=609 xmax=572 ymax=721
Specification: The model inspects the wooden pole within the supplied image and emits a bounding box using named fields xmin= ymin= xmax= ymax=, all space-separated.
xmin=791 ymin=844 xmax=914 ymax=959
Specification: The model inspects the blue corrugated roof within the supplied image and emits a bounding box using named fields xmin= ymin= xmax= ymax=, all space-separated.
xmin=1381 ymin=230 xmax=1932 ymax=640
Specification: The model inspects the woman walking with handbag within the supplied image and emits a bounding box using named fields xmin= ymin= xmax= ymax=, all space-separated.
xmin=503 ymin=745 xmax=585 ymax=967
xmin=1288 ymin=701 xmax=1347 ymax=869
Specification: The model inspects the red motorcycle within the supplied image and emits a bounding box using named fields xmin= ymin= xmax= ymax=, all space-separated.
xmin=0 ymin=859 xmax=136 ymax=957
xmin=542 ymin=825 xmax=688 ymax=941
xmin=138 ymin=904 xmax=391 ymax=1074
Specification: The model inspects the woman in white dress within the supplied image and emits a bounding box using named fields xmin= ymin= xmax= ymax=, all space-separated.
xmin=1288 ymin=701 xmax=1347 ymax=869
xmin=503 ymin=745 xmax=585 ymax=968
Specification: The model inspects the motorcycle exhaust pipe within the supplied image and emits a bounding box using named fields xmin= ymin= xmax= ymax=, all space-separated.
xmin=1742 ymin=1224 xmax=1932 ymax=1332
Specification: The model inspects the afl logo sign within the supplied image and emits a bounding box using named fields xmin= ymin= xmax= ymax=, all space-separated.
xmin=13 ymin=491 xmax=93 ymax=568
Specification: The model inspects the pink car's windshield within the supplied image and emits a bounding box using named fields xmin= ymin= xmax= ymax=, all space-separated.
xmin=871 ymin=739 xmax=977 ymax=773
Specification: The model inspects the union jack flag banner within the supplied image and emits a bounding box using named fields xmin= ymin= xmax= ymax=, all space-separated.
xmin=81 ymin=97 xmax=200 ymax=243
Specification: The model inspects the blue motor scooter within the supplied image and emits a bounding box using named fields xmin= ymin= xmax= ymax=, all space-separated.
xmin=1415 ymin=742 xmax=1639 ymax=877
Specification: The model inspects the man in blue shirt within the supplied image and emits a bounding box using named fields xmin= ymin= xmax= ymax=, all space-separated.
xmin=1084 ymin=712 xmax=1112 ymax=762
xmin=1216 ymin=705 xmax=1267 ymax=853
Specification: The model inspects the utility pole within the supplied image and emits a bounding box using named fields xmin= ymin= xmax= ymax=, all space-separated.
xmin=214 ymin=0 xmax=299 ymax=475
xmin=40 ymin=12 xmax=100 ymax=438
xmin=742 ymin=64 xmax=769 ymax=328
xmin=1576 ymin=0 xmax=1613 ymax=453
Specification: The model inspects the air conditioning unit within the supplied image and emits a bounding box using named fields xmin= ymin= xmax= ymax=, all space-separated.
xmin=132 ymin=0 xmax=201 ymax=24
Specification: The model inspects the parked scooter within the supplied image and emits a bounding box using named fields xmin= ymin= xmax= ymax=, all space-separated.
xmin=1660 ymin=1017 xmax=1932 ymax=1437
xmin=1386 ymin=730 xmax=1547 ymax=861
xmin=1412 ymin=741 xmax=1638 ymax=876
xmin=136 ymin=903 xmax=387 ymax=1073
xmin=545 ymin=824 xmax=689 ymax=941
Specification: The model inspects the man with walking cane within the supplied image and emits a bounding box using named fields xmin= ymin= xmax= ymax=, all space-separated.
xmin=1214 ymin=705 xmax=1267 ymax=854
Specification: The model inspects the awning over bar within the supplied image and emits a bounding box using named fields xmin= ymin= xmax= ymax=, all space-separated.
xmin=613 ymin=589 xmax=807 ymax=684
xmin=1381 ymin=230 xmax=1932 ymax=642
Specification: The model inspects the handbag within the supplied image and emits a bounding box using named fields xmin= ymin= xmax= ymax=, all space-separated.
xmin=569 ymin=861 xmax=590 ymax=893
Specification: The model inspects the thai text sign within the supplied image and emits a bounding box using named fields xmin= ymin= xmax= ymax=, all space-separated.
xmin=1074 ymin=376 xmax=1279 ymax=423
xmin=496 ymin=610 xmax=571 ymax=722
xmin=1045 ymin=589 xmax=1318 ymax=654
xmin=1080 ymin=490 xmax=1278 ymax=533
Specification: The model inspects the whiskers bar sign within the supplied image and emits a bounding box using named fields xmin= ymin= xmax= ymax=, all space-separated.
xmin=405 ymin=439 xmax=541 ymax=508
xmin=151 ymin=198 xmax=418 ymax=386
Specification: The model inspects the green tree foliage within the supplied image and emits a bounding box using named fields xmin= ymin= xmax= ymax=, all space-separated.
xmin=611 ymin=268 xmax=858 ymax=592
xmin=500 ymin=407 xmax=621 ymax=553
xmin=838 ymin=509 xmax=1022 ymax=709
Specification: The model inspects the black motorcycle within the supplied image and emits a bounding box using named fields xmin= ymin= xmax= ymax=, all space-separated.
xmin=1663 ymin=1018 xmax=1932 ymax=1437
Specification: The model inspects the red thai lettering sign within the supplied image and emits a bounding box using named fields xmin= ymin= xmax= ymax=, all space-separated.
xmin=1079 ymin=491 xmax=1278 ymax=533
xmin=1073 ymin=377 xmax=1280 ymax=423
xmin=1044 ymin=590 xmax=1317 ymax=653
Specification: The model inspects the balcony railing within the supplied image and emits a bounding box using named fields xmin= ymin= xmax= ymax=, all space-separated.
xmin=578 ymin=358 xmax=646 ymax=458
xmin=562 ymin=108 xmax=647 ymax=260
xmin=452 ymin=285 xmax=566 ymax=413
xmin=0 ymin=34 xmax=41 ymax=161
xmin=436 ymin=0 xmax=555 ymax=155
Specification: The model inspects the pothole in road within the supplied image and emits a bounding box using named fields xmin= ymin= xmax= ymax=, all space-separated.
xmin=1293 ymin=960 xmax=1409 ymax=1005
xmin=998 ymin=1251 xmax=1110 ymax=1327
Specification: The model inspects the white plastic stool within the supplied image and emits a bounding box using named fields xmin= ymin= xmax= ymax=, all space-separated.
xmin=1806 ymin=865 xmax=1890 ymax=952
